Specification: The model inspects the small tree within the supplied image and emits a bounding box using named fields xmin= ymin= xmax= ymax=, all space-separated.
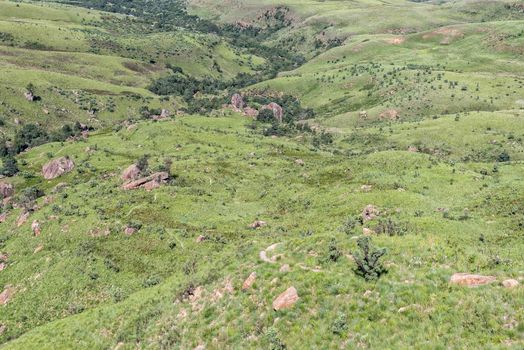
xmin=257 ymin=108 xmax=275 ymax=123
xmin=1 ymin=155 xmax=18 ymax=177
xmin=353 ymin=236 xmax=387 ymax=281
xmin=136 ymin=154 xmax=149 ymax=175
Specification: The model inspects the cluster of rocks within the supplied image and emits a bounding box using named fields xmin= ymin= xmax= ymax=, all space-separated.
xmin=230 ymin=93 xmax=284 ymax=123
xmin=121 ymin=166 xmax=169 ymax=191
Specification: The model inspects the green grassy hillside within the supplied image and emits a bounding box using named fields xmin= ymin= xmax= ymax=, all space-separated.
xmin=0 ymin=0 xmax=522 ymax=349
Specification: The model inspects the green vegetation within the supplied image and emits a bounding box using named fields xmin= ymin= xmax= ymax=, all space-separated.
xmin=0 ymin=0 xmax=522 ymax=349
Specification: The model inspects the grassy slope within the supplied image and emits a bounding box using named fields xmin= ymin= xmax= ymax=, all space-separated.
xmin=0 ymin=114 xmax=522 ymax=349
xmin=0 ymin=0 xmax=264 ymax=135
xmin=0 ymin=0 xmax=522 ymax=349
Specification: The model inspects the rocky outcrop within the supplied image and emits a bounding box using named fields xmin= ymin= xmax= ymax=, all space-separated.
xmin=242 ymin=272 xmax=256 ymax=290
xmin=42 ymin=157 xmax=74 ymax=180
xmin=272 ymin=286 xmax=299 ymax=310
xmin=449 ymin=273 xmax=497 ymax=287
xmin=121 ymin=164 xmax=141 ymax=182
xmin=260 ymin=102 xmax=284 ymax=123
xmin=0 ymin=183 xmax=14 ymax=199
xmin=121 ymin=172 xmax=169 ymax=190
xmin=362 ymin=205 xmax=379 ymax=221
xmin=231 ymin=93 xmax=245 ymax=110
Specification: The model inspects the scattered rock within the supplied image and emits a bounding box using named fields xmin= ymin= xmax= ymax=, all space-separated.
xmin=408 ymin=145 xmax=419 ymax=152
xmin=279 ymin=264 xmax=291 ymax=273
xmin=260 ymin=243 xmax=283 ymax=264
xmin=362 ymin=204 xmax=379 ymax=221
xmin=0 ymin=286 xmax=13 ymax=305
xmin=0 ymin=183 xmax=14 ymax=199
xmin=231 ymin=93 xmax=245 ymax=110
xmin=16 ymin=211 xmax=29 ymax=227
xmin=0 ymin=263 xmax=6 ymax=271
xmin=42 ymin=157 xmax=75 ymax=180
xmin=249 ymin=220 xmax=267 ymax=229
xmin=24 ymin=91 xmax=36 ymax=101
xmin=124 ymin=227 xmax=136 ymax=236
xmin=502 ymin=279 xmax=519 ymax=288
xmin=362 ymin=227 xmax=374 ymax=235
xmin=121 ymin=172 xmax=169 ymax=190
xmin=295 ymin=159 xmax=305 ymax=166
xmin=196 ymin=235 xmax=206 ymax=243
xmin=449 ymin=273 xmax=497 ymax=287
xmin=0 ymin=212 xmax=8 ymax=223
xmin=33 ymin=245 xmax=44 ymax=254
xmin=360 ymin=185 xmax=372 ymax=192
xmin=272 ymin=286 xmax=299 ymax=311
xmin=242 ymin=272 xmax=257 ymax=290
xmin=31 ymin=220 xmax=41 ymax=236
xmin=359 ymin=111 xmax=368 ymax=119
xmin=194 ymin=345 xmax=205 ymax=350
xmin=121 ymin=164 xmax=141 ymax=182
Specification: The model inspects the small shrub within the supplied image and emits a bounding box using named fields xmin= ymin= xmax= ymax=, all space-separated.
xmin=331 ymin=312 xmax=348 ymax=335
xmin=266 ymin=327 xmax=287 ymax=350
xmin=353 ymin=236 xmax=387 ymax=281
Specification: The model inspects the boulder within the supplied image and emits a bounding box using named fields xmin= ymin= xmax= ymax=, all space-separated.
xmin=363 ymin=227 xmax=375 ymax=235
xmin=361 ymin=185 xmax=372 ymax=192
xmin=249 ymin=220 xmax=267 ymax=229
xmin=242 ymin=272 xmax=256 ymax=290
xmin=295 ymin=159 xmax=305 ymax=166
xmin=42 ymin=157 xmax=74 ymax=180
xmin=260 ymin=102 xmax=284 ymax=123
xmin=449 ymin=273 xmax=497 ymax=287
xmin=121 ymin=164 xmax=141 ymax=182
xmin=359 ymin=111 xmax=368 ymax=119
xmin=362 ymin=204 xmax=379 ymax=221
xmin=24 ymin=91 xmax=35 ymax=102
xmin=0 ymin=286 xmax=13 ymax=305
xmin=231 ymin=93 xmax=244 ymax=110
xmin=196 ymin=235 xmax=206 ymax=243
xmin=502 ymin=279 xmax=519 ymax=288
xmin=272 ymin=286 xmax=299 ymax=311
xmin=0 ymin=212 xmax=7 ymax=223
xmin=124 ymin=227 xmax=136 ymax=236
xmin=31 ymin=220 xmax=41 ymax=236
xmin=121 ymin=172 xmax=169 ymax=190
xmin=33 ymin=245 xmax=44 ymax=254
xmin=0 ymin=183 xmax=14 ymax=199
